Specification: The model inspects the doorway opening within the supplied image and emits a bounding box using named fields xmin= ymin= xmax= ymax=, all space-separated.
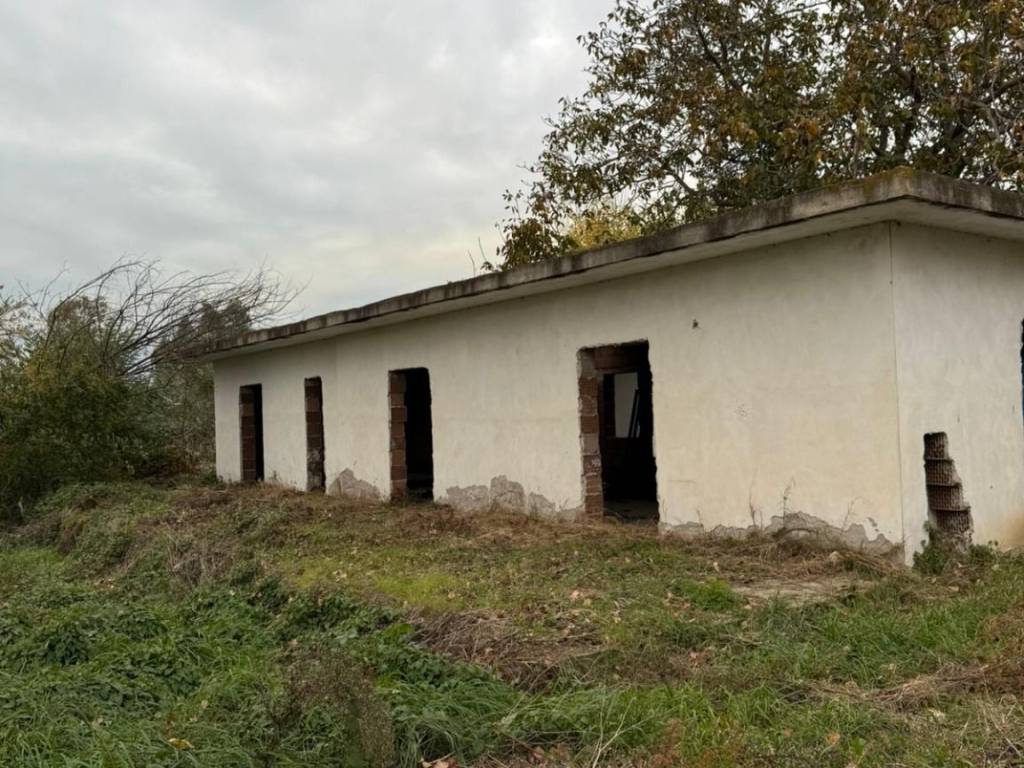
xmin=578 ymin=342 xmax=658 ymax=521
xmin=239 ymin=384 xmax=264 ymax=483
xmin=389 ymin=368 xmax=434 ymax=502
xmin=305 ymin=377 xmax=325 ymax=491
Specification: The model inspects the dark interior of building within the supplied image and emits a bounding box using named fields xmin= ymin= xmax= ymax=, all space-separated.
xmin=239 ymin=384 xmax=264 ymax=483
xmin=403 ymin=368 xmax=435 ymax=501
xmin=596 ymin=342 xmax=658 ymax=521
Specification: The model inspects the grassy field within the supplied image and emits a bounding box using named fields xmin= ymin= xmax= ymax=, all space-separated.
xmin=1 ymin=482 xmax=1023 ymax=766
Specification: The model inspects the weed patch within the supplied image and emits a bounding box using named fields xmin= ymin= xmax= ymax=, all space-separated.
xmin=3 ymin=482 xmax=1024 ymax=766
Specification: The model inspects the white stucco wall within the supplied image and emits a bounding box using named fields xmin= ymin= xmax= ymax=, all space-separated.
xmin=892 ymin=223 xmax=1024 ymax=554
xmin=215 ymin=223 xmax=906 ymax=551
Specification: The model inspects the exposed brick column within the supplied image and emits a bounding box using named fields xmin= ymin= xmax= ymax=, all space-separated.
xmin=577 ymin=351 xmax=603 ymax=518
xmin=388 ymin=372 xmax=408 ymax=501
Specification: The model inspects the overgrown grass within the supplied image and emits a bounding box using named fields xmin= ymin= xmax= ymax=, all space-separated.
xmin=2 ymin=481 xmax=1023 ymax=766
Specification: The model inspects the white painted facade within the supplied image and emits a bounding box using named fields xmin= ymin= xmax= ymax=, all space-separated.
xmin=892 ymin=224 xmax=1024 ymax=553
xmin=208 ymin=172 xmax=1024 ymax=562
xmin=212 ymin=207 xmax=1024 ymax=563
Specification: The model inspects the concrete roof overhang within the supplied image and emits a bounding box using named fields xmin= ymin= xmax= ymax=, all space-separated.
xmin=204 ymin=168 xmax=1024 ymax=360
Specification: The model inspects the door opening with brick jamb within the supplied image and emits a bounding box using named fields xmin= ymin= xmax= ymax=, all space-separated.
xmin=389 ymin=368 xmax=434 ymax=502
xmin=578 ymin=341 xmax=659 ymax=521
xmin=305 ymin=377 xmax=325 ymax=491
xmin=239 ymin=384 xmax=264 ymax=483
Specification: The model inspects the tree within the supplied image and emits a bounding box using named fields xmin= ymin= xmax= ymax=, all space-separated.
xmin=0 ymin=261 xmax=294 ymax=521
xmin=498 ymin=0 xmax=1024 ymax=267
xmin=565 ymin=203 xmax=645 ymax=251
xmin=26 ymin=259 xmax=289 ymax=379
xmin=0 ymin=286 xmax=26 ymax=373
xmin=149 ymin=299 xmax=256 ymax=471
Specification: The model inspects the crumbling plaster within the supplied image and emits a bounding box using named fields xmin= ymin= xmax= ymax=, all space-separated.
xmin=662 ymin=511 xmax=901 ymax=559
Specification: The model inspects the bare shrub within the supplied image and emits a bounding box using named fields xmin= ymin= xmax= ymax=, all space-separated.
xmin=0 ymin=260 xmax=296 ymax=519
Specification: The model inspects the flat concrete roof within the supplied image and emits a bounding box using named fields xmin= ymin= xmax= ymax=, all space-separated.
xmin=205 ymin=168 xmax=1024 ymax=360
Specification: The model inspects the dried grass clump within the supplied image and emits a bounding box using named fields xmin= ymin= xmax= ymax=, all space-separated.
xmin=414 ymin=608 xmax=605 ymax=691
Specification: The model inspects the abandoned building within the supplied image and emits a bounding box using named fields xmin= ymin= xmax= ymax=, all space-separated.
xmin=207 ymin=169 xmax=1024 ymax=563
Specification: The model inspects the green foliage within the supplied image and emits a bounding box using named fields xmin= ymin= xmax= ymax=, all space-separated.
xmin=0 ymin=546 xmax=398 ymax=765
xmin=0 ymin=298 xmax=162 ymax=520
xmin=913 ymin=534 xmax=1000 ymax=575
xmin=0 ymin=356 xmax=171 ymax=521
xmin=731 ymin=576 xmax=1010 ymax=687
xmin=499 ymin=0 xmax=1024 ymax=266
xmin=0 ymin=274 xmax=256 ymax=521
xmin=4 ymin=482 xmax=1024 ymax=766
xmin=558 ymin=201 xmax=645 ymax=255
xmin=0 ymin=257 xmax=293 ymax=522
xmin=673 ymin=577 xmax=743 ymax=612
xmin=914 ymin=537 xmax=959 ymax=575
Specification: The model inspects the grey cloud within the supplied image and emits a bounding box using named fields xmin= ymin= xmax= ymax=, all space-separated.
xmin=0 ymin=0 xmax=604 ymax=314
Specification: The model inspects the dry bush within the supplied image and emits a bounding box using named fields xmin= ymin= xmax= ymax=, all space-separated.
xmin=414 ymin=608 xmax=605 ymax=691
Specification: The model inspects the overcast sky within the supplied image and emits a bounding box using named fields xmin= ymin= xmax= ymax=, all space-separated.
xmin=0 ymin=1 xmax=604 ymax=317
